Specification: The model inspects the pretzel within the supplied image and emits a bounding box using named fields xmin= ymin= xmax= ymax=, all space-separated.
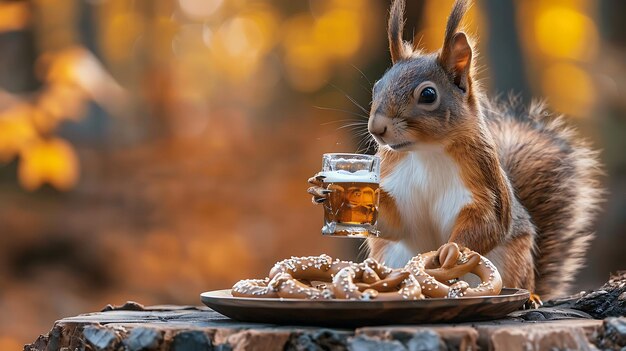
xmin=232 ymin=244 xmax=502 ymax=300
xmin=332 ymin=266 xmax=423 ymax=300
xmin=232 ymin=273 xmax=334 ymax=299
xmin=404 ymin=243 xmax=503 ymax=298
xmin=234 ymin=254 xmax=355 ymax=299
xmin=273 ymin=273 xmax=334 ymax=299
xmin=234 ymin=254 xmax=417 ymax=300
xmin=231 ymin=278 xmax=279 ymax=298
xmin=268 ymin=254 xmax=355 ymax=281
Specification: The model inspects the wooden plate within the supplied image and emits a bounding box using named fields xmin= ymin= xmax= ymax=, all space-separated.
xmin=200 ymin=288 xmax=529 ymax=327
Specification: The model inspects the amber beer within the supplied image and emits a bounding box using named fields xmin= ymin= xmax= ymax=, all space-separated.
xmin=319 ymin=154 xmax=381 ymax=237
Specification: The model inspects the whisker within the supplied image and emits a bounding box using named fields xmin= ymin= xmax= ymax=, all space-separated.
xmin=314 ymin=106 xmax=368 ymax=119
xmin=369 ymin=137 xmax=377 ymax=151
xmin=336 ymin=121 xmax=369 ymax=131
xmin=314 ymin=83 xmax=376 ymax=154
xmin=329 ymin=84 xmax=370 ymax=115
xmin=355 ymin=135 xmax=372 ymax=144
xmin=360 ymin=84 xmax=372 ymax=95
xmin=320 ymin=118 xmax=365 ymax=126
xmin=355 ymin=133 xmax=377 ymax=154
xmin=357 ymin=141 xmax=374 ymax=155
xmin=345 ymin=95 xmax=370 ymax=115
xmin=340 ymin=128 xmax=369 ymax=135
xmin=337 ymin=121 xmax=368 ymax=128
xmin=355 ymin=137 xmax=369 ymax=154
xmin=395 ymin=119 xmax=409 ymax=133
xmin=341 ymin=126 xmax=369 ymax=131
xmin=351 ymin=64 xmax=372 ymax=87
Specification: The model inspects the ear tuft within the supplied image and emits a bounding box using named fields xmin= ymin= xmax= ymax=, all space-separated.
xmin=441 ymin=0 xmax=471 ymax=54
xmin=388 ymin=0 xmax=410 ymax=64
xmin=438 ymin=0 xmax=473 ymax=91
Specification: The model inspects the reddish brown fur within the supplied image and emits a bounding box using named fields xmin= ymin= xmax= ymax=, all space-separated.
xmin=446 ymin=128 xmax=512 ymax=254
xmin=362 ymin=0 xmax=602 ymax=299
xmin=485 ymin=100 xmax=602 ymax=297
xmin=368 ymin=149 xmax=404 ymax=261
xmin=388 ymin=0 xmax=408 ymax=64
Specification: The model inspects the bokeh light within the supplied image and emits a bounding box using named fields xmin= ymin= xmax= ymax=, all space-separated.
xmin=0 ymin=1 xmax=623 ymax=349
xmin=418 ymin=0 xmax=485 ymax=51
xmin=0 ymin=2 xmax=31 ymax=32
xmin=542 ymin=62 xmax=596 ymax=117
xmin=534 ymin=5 xmax=598 ymax=61
xmin=179 ymin=0 xmax=223 ymax=20
xmin=517 ymin=0 xmax=600 ymax=118
xmin=18 ymin=138 xmax=79 ymax=191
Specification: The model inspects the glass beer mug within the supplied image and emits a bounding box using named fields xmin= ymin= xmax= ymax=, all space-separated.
xmin=317 ymin=153 xmax=381 ymax=238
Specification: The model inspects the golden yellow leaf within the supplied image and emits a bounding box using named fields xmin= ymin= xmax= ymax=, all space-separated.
xmin=0 ymin=2 xmax=31 ymax=32
xmin=36 ymin=83 xmax=88 ymax=124
xmin=18 ymin=138 xmax=79 ymax=191
xmin=0 ymin=105 xmax=39 ymax=163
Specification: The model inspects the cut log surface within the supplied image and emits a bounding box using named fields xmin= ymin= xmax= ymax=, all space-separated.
xmin=25 ymin=272 xmax=626 ymax=351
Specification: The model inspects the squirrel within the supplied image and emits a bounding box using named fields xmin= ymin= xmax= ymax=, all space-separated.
xmin=309 ymin=0 xmax=602 ymax=300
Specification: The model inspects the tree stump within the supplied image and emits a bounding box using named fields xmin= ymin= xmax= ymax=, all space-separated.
xmin=25 ymin=273 xmax=626 ymax=351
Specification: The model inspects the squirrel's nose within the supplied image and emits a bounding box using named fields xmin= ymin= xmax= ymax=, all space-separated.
xmin=369 ymin=125 xmax=387 ymax=138
xmin=369 ymin=113 xmax=391 ymax=138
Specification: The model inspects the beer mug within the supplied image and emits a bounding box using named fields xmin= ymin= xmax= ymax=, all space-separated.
xmin=317 ymin=153 xmax=381 ymax=238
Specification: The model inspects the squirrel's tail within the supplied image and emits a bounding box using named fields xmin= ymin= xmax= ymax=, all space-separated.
xmin=486 ymin=99 xmax=603 ymax=299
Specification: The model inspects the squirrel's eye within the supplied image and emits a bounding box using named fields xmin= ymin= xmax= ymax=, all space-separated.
xmin=413 ymin=81 xmax=440 ymax=111
xmin=418 ymin=87 xmax=437 ymax=104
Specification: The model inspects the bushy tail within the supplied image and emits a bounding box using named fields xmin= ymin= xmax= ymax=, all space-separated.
xmin=486 ymin=99 xmax=603 ymax=299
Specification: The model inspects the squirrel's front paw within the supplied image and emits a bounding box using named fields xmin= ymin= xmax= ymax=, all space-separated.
xmin=307 ymin=175 xmax=331 ymax=204
xmin=524 ymin=293 xmax=543 ymax=309
xmin=437 ymin=242 xmax=461 ymax=269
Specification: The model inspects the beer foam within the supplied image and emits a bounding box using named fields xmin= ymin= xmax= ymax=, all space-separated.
xmin=319 ymin=169 xmax=379 ymax=183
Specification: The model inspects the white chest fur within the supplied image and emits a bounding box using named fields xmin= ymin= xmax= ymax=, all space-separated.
xmin=379 ymin=145 xmax=473 ymax=268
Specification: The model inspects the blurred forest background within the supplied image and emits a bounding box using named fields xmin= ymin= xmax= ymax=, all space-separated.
xmin=0 ymin=0 xmax=625 ymax=348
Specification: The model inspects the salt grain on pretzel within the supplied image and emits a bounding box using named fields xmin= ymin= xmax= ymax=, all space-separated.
xmin=268 ymin=254 xmax=357 ymax=281
xmin=232 ymin=278 xmax=279 ymax=298
xmin=331 ymin=266 xmax=423 ymax=301
xmin=404 ymin=244 xmax=503 ymax=298
xmin=273 ymin=273 xmax=334 ymax=300
xmin=232 ymin=244 xmax=502 ymax=301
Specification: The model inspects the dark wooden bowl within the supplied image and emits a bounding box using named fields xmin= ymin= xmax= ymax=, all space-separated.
xmin=200 ymin=288 xmax=529 ymax=327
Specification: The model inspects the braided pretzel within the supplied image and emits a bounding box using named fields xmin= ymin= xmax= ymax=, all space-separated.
xmin=234 ymin=254 xmax=422 ymax=300
xmin=234 ymin=254 xmax=356 ymax=299
xmin=232 ymin=245 xmax=502 ymax=300
xmin=273 ymin=273 xmax=334 ymax=299
xmin=232 ymin=273 xmax=335 ymax=299
xmin=332 ymin=266 xmax=423 ymax=300
xmin=404 ymin=243 xmax=503 ymax=298
xmin=268 ymin=254 xmax=354 ymax=281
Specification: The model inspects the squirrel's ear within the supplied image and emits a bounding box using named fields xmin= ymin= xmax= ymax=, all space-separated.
xmin=440 ymin=32 xmax=472 ymax=92
xmin=438 ymin=0 xmax=472 ymax=91
xmin=388 ymin=0 xmax=410 ymax=64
